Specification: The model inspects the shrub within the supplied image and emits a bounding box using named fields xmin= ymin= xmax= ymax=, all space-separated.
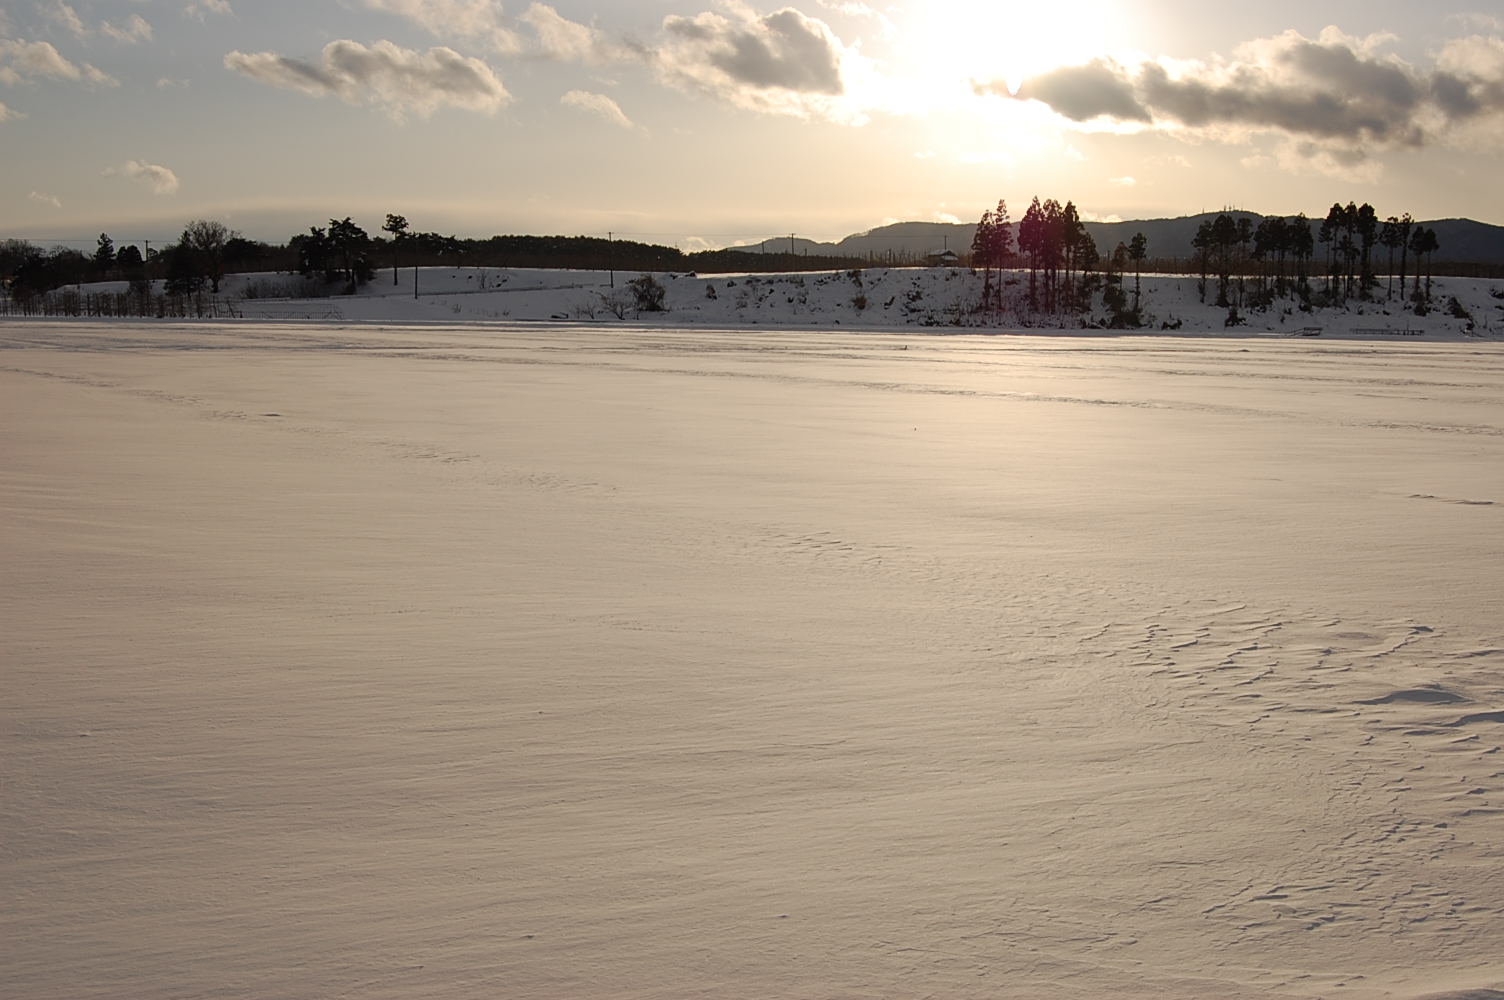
xmin=629 ymin=274 xmax=666 ymax=312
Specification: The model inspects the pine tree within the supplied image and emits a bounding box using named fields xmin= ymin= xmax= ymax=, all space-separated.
xmin=1127 ymin=232 xmax=1147 ymax=311
xmin=1018 ymin=197 xmax=1045 ymax=310
xmin=383 ymin=214 xmax=409 ymax=286
xmin=93 ymin=233 xmax=115 ymax=276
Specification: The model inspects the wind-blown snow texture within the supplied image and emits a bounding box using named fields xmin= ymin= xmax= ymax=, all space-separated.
xmin=3 ymin=319 xmax=1504 ymax=999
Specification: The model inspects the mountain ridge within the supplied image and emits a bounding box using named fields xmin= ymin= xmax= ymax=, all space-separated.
xmin=738 ymin=213 xmax=1504 ymax=266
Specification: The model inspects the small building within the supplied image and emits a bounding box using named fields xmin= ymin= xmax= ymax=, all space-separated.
xmin=925 ymin=249 xmax=959 ymax=267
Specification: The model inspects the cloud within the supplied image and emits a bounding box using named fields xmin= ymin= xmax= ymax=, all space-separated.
xmin=82 ymin=63 xmax=120 ymax=87
xmin=521 ymin=3 xmax=615 ymax=63
xmin=0 ymin=100 xmax=23 ymax=121
xmin=105 ymin=159 xmax=180 ymax=195
xmin=352 ymin=1 xmax=870 ymax=122
xmin=1108 ymin=175 xmax=1137 ymax=186
xmin=654 ymin=5 xmax=860 ymax=119
xmin=992 ymin=26 xmax=1504 ymax=161
xmin=0 ymin=39 xmax=82 ymax=82
xmin=184 ymin=0 xmax=233 ymax=19
xmin=361 ymin=0 xmax=522 ymax=54
xmin=1001 ymin=59 xmax=1150 ymax=122
xmin=1448 ymin=13 xmax=1504 ymax=34
xmin=360 ymin=2 xmax=621 ymax=62
xmin=43 ymin=1 xmax=88 ymax=39
xmin=102 ymin=15 xmax=154 ymax=45
xmin=813 ymin=0 xmax=897 ymax=38
xmin=28 ymin=191 xmax=62 ymax=208
xmin=225 ymin=39 xmax=512 ymax=119
xmin=560 ymin=89 xmax=634 ymax=128
xmin=0 ymin=37 xmax=119 ymax=87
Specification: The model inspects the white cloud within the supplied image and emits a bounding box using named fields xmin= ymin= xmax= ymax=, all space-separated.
xmin=361 ymin=0 xmax=522 ymax=54
xmin=1447 ymin=12 xmax=1504 ymax=33
xmin=225 ymin=40 xmax=512 ymax=120
xmin=28 ymin=190 xmax=62 ymax=208
xmin=0 ymin=38 xmax=117 ymax=87
xmin=83 ymin=63 xmax=120 ymax=87
xmin=0 ymin=39 xmax=82 ymax=83
xmin=0 ymin=100 xmax=23 ymax=121
xmin=184 ymin=0 xmax=233 ymax=18
xmin=105 ymin=159 xmax=180 ymax=195
xmin=813 ymin=0 xmax=897 ymax=38
xmin=102 ymin=15 xmax=154 ymax=45
xmin=43 ymin=1 xmax=88 ymax=39
xmin=1109 ymin=175 xmax=1137 ymax=186
xmin=522 ymin=3 xmax=614 ymax=63
xmin=560 ymin=89 xmax=634 ymax=128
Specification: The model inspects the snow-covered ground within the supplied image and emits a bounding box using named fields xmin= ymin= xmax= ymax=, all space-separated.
xmin=4 ymin=317 xmax=1504 ymax=999
xmin=182 ymin=264 xmax=1504 ymax=339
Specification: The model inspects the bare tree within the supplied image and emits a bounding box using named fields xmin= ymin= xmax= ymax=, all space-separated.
xmin=182 ymin=219 xmax=238 ymax=293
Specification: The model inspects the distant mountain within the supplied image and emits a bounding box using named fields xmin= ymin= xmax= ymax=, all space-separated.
xmin=739 ymin=214 xmax=1504 ymax=266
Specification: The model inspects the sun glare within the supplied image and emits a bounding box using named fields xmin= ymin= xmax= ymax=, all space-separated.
xmin=901 ymin=0 xmax=1119 ymax=96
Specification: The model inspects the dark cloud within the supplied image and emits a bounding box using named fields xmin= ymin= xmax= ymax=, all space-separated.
xmin=225 ymin=40 xmax=510 ymax=119
xmin=1003 ymin=28 xmax=1504 ymax=154
xmin=660 ymin=6 xmax=845 ymax=98
xmin=1001 ymin=60 xmax=1149 ymax=123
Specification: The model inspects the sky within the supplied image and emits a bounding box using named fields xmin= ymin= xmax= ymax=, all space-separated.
xmin=3 ymin=0 xmax=1504 ymax=250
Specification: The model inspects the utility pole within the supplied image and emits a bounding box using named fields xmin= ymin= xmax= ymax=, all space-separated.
xmin=608 ymin=231 xmax=614 ymax=289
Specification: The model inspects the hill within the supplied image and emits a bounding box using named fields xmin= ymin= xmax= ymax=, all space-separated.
xmin=737 ymin=214 xmax=1504 ymax=268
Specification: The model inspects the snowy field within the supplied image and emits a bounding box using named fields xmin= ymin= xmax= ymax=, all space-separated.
xmin=4 ymin=319 xmax=1504 ymax=999
xmin=102 ymin=264 xmax=1504 ymax=338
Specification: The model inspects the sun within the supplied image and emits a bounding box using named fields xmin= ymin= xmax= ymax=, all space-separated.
xmin=898 ymin=0 xmax=1121 ymax=96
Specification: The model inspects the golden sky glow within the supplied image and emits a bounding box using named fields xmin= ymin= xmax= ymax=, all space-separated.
xmin=2 ymin=1 xmax=1503 ymax=246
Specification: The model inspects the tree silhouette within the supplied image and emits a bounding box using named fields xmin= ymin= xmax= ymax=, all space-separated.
xmin=1409 ymin=226 xmax=1439 ymax=301
xmin=1379 ymin=217 xmax=1401 ymax=300
xmin=971 ymin=200 xmax=1013 ymax=313
xmin=93 ymin=233 xmax=115 ymax=276
xmin=1355 ymin=203 xmax=1378 ymax=297
xmin=1018 ymin=197 xmax=1045 ymax=309
xmin=182 ymin=219 xmax=238 ymax=293
xmin=1127 ymin=232 xmax=1147 ymax=311
xmin=382 ymin=213 xmax=409 ymax=286
xmin=1395 ymin=213 xmax=1414 ymax=300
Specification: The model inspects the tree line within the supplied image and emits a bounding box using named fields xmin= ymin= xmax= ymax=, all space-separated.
xmin=0 ymin=202 xmax=1454 ymax=319
xmin=1185 ymin=204 xmax=1441 ymax=312
xmin=967 ymin=196 xmax=1445 ymax=326
xmin=2 ymin=213 xmax=879 ymax=311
